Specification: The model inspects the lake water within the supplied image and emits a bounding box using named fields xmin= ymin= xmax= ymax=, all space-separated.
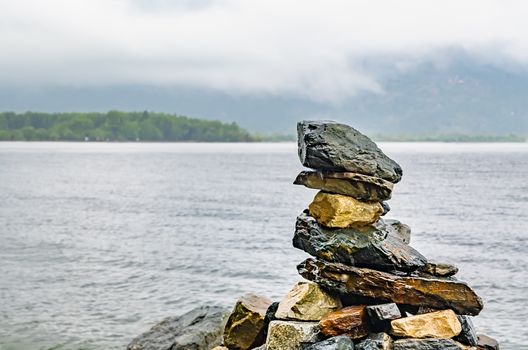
xmin=0 ymin=142 xmax=527 ymax=350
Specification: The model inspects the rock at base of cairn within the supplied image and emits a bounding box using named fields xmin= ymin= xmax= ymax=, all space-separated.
xmin=355 ymin=332 xmax=393 ymax=350
xmin=454 ymin=315 xmax=478 ymax=346
xmin=265 ymin=320 xmax=320 ymax=350
xmin=365 ymin=303 xmax=401 ymax=330
xmin=303 ymin=335 xmax=355 ymax=350
xmin=393 ymin=338 xmax=466 ymax=350
xmin=319 ymin=305 xmax=370 ymax=339
xmin=390 ymin=310 xmax=462 ymax=339
xmin=298 ymin=258 xmax=484 ymax=316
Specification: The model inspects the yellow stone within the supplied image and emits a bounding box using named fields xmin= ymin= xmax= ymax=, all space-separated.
xmin=275 ymin=282 xmax=342 ymax=321
xmin=210 ymin=347 xmax=229 ymax=350
xmin=390 ymin=309 xmax=462 ymax=338
xmin=308 ymin=191 xmax=383 ymax=228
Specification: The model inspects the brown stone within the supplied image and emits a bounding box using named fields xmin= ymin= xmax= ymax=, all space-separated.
xmin=294 ymin=170 xmax=394 ymax=201
xmin=298 ymin=258 xmax=484 ymax=316
xmin=308 ymin=192 xmax=383 ymax=228
xmin=275 ymin=282 xmax=342 ymax=321
xmin=419 ymin=262 xmax=459 ymax=277
xmin=477 ymin=334 xmax=499 ymax=349
xmin=390 ymin=310 xmax=462 ymax=338
xmin=319 ymin=306 xmax=370 ymax=339
xmin=223 ymin=294 xmax=272 ymax=350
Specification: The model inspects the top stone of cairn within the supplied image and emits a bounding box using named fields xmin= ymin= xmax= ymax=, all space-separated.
xmin=297 ymin=121 xmax=403 ymax=183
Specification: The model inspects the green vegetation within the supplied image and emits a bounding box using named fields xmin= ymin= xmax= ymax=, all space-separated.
xmin=0 ymin=111 xmax=256 ymax=142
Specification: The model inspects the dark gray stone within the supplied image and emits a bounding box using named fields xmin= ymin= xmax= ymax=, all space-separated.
xmin=380 ymin=202 xmax=390 ymax=216
xmin=297 ymin=121 xmax=403 ymax=183
xmin=293 ymin=212 xmax=426 ymax=272
xmin=454 ymin=315 xmax=478 ymax=346
xmin=366 ymin=303 xmax=401 ymax=330
xmin=477 ymin=334 xmax=500 ymax=349
xmin=263 ymin=302 xmax=280 ymax=338
xmin=303 ymin=335 xmax=355 ymax=350
xmin=355 ymin=333 xmax=393 ymax=350
xmin=127 ymin=306 xmax=229 ymax=350
xmin=393 ymin=338 xmax=464 ymax=350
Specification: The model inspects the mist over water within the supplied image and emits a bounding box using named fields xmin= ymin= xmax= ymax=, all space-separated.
xmin=0 ymin=142 xmax=526 ymax=350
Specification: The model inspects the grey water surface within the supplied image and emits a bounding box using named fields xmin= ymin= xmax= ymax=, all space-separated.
xmin=0 ymin=142 xmax=526 ymax=349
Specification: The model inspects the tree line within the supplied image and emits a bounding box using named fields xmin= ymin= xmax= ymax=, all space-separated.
xmin=0 ymin=111 xmax=257 ymax=142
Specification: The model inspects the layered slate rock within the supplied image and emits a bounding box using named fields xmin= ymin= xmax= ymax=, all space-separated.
xmin=390 ymin=310 xmax=462 ymax=339
xmin=293 ymin=213 xmax=426 ymax=272
xmin=266 ymin=320 xmax=320 ymax=350
xmin=355 ymin=332 xmax=393 ymax=350
xmin=393 ymin=338 xmax=465 ymax=350
xmin=309 ymin=192 xmax=383 ymax=228
xmin=366 ymin=303 xmax=401 ymax=330
xmin=419 ymin=262 xmax=459 ymax=277
xmin=319 ymin=306 xmax=370 ymax=339
xmin=303 ymin=335 xmax=355 ymax=350
xmin=297 ymin=121 xmax=402 ymax=183
xmin=298 ymin=258 xmax=484 ymax=316
xmin=294 ymin=170 xmax=393 ymax=201
xmin=384 ymin=219 xmax=411 ymax=244
xmin=454 ymin=316 xmax=478 ymax=346
xmin=275 ymin=282 xmax=342 ymax=321
xmin=477 ymin=334 xmax=499 ymax=350
xmin=223 ymin=294 xmax=272 ymax=350
xmin=127 ymin=306 xmax=228 ymax=350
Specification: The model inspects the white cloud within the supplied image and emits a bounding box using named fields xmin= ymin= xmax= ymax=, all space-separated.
xmin=1 ymin=0 xmax=527 ymax=101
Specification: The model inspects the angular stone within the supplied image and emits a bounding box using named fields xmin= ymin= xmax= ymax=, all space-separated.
xmin=393 ymin=338 xmax=465 ymax=350
xmin=127 ymin=306 xmax=229 ymax=350
xmin=266 ymin=320 xmax=320 ymax=350
xmin=419 ymin=262 xmax=459 ymax=277
xmin=384 ymin=219 xmax=411 ymax=244
xmin=380 ymin=202 xmax=390 ymax=216
xmin=319 ymin=306 xmax=369 ymax=339
xmin=224 ymin=294 xmax=272 ymax=350
xmin=293 ymin=213 xmax=426 ymax=272
xmin=366 ymin=303 xmax=401 ymax=330
xmin=390 ymin=310 xmax=461 ymax=338
xmin=276 ymin=282 xmax=342 ymax=321
xmin=211 ymin=347 xmax=229 ymax=350
xmin=251 ymin=346 xmax=266 ymax=350
xmin=297 ymin=258 xmax=484 ymax=316
xmin=297 ymin=121 xmax=403 ymax=183
xmin=303 ymin=335 xmax=355 ymax=350
xmin=477 ymin=334 xmax=499 ymax=350
xmin=293 ymin=170 xmax=394 ymax=201
xmin=355 ymin=333 xmax=393 ymax=350
xmin=454 ymin=316 xmax=478 ymax=346
xmin=308 ymin=192 xmax=383 ymax=228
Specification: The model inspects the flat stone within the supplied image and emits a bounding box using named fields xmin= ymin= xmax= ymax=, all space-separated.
xmin=454 ymin=316 xmax=478 ymax=346
xmin=384 ymin=219 xmax=411 ymax=244
xmin=275 ymin=282 xmax=342 ymax=321
xmin=266 ymin=320 xmax=320 ymax=350
xmin=393 ymin=338 xmax=465 ymax=350
xmin=297 ymin=258 xmax=484 ymax=316
xmin=319 ymin=306 xmax=369 ymax=339
xmin=308 ymin=192 xmax=383 ymax=228
xmin=211 ymin=347 xmax=229 ymax=350
xmin=127 ymin=306 xmax=229 ymax=350
xmin=293 ymin=213 xmax=426 ymax=272
xmin=366 ymin=303 xmax=401 ymax=330
xmin=419 ymin=262 xmax=459 ymax=277
xmin=251 ymin=346 xmax=266 ymax=350
xmin=224 ymin=294 xmax=272 ymax=350
xmin=355 ymin=333 xmax=393 ymax=350
xmin=303 ymin=335 xmax=355 ymax=350
xmin=477 ymin=334 xmax=499 ymax=349
xmin=293 ymin=170 xmax=393 ymax=201
xmin=390 ymin=310 xmax=461 ymax=338
xmin=297 ymin=121 xmax=403 ymax=183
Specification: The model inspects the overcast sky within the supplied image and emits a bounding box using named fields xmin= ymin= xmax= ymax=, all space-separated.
xmin=1 ymin=0 xmax=528 ymax=102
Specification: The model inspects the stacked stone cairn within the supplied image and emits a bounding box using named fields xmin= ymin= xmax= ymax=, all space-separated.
xmin=216 ymin=121 xmax=499 ymax=350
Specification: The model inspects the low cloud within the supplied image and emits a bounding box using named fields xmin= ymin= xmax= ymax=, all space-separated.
xmin=1 ymin=0 xmax=527 ymax=101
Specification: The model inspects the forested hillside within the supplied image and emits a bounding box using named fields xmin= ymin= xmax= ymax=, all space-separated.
xmin=0 ymin=111 xmax=255 ymax=142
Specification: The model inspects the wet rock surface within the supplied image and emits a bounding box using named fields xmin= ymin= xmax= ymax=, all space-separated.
xmin=454 ymin=315 xmax=478 ymax=346
xmin=308 ymin=191 xmax=383 ymax=228
xmin=390 ymin=310 xmax=462 ymax=339
xmin=127 ymin=306 xmax=229 ymax=350
xmin=293 ymin=213 xmax=426 ymax=272
xmin=223 ymin=294 xmax=272 ymax=350
xmin=297 ymin=121 xmax=403 ymax=183
xmin=275 ymin=282 xmax=342 ymax=321
xmin=303 ymin=335 xmax=355 ymax=350
xmin=293 ymin=170 xmax=393 ymax=201
xmin=298 ymin=258 xmax=484 ymax=316
xmin=319 ymin=305 xmax=370 ymax=339
xmin=393 ymin=338 xmax=465 ymax=350
xmin=266 ymin=320 xmax=320 ymax=350
xmin=355 ymin=332 xmax=393 ymax=350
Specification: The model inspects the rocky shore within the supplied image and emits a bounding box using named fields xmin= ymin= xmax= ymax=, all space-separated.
xmin=127 ymin=121 xmax=499 ymax=350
